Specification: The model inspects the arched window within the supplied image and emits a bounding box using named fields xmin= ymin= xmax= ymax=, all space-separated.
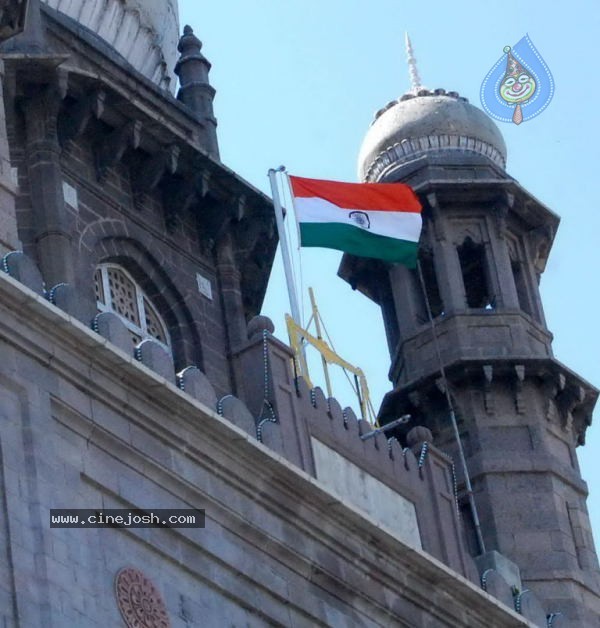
xmin=94 ymin=264 xmax=170 ymax=350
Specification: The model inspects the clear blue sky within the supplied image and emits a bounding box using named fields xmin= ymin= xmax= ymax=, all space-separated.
xmin=179 ymin=0 xmax=600 ymax=543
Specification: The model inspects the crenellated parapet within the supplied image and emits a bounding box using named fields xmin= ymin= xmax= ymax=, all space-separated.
xmin=228 ymin=314 xmax=476 ymax=579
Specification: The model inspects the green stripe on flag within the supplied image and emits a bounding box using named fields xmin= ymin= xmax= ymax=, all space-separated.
xmin=300 ymin=222 xmax=418 ymax=267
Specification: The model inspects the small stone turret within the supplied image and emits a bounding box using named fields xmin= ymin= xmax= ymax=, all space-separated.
xmin=175 ymin=25 xmax=219 ymax=159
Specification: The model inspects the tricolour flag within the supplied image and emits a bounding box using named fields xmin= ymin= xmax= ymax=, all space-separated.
xmin=289 ymin=175 xmax=422 ymax=267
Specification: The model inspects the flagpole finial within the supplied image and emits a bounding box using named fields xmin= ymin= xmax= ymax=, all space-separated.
xmin=405 ymin=32 xmax=424 ymax=94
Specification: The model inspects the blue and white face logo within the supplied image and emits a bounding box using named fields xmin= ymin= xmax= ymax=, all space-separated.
xmin=480 ymin=34 xmax=554 ymax=125
xmin=348 ymin=211 xmax=371 ymax=229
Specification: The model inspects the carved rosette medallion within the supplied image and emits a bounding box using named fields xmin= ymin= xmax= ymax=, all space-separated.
xmin=115 ymin=567 xmax=171 ymax=628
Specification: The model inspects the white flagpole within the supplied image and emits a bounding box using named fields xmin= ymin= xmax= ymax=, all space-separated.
xmin=268 ymin=166 xmax=302 ymax=325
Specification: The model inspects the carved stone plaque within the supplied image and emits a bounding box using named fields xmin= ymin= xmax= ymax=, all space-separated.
xmin=115 ymin=567 xmax=171 ymax=628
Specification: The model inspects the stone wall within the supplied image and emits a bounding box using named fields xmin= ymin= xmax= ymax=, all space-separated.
xmin=0 ymin=247 xmax=539 ymax=627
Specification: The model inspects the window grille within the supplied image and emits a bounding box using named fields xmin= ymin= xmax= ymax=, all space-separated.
xmin=94 ymin=264 xmax=170 ymax=350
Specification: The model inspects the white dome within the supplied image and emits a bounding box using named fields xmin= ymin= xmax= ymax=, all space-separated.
xmin=43 ymin=0 xmax=180 ymax=92
xmin=358 ymin=89 xmax=507 ymax=182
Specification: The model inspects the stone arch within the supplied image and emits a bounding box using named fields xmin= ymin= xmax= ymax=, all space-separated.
xmin=83 ymin=222 xmax=203 ymax=370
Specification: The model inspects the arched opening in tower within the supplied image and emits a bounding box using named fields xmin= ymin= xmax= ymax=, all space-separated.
xmin=457 ymin=238 xmax=494 ymax=309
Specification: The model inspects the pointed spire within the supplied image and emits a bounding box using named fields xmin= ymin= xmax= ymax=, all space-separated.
xmin=404 ymin=33 xmax=424 ymax=94
xmin=175 ymin=25 xmax=219 ymax=159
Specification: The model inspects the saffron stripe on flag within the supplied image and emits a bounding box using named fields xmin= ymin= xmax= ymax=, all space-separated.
xmin=289 ymin=175 xmax=421 ymax=213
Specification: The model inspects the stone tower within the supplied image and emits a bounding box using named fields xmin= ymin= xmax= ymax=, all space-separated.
xmin=339 ymin=87 xmax=600 ymax=624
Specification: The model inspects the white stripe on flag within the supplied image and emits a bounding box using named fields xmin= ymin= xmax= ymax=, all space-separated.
xmin=295 ymin=197 xmax=422 ymax=243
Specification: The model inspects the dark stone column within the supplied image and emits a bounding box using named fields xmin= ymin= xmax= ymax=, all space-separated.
xmin=0 ymin=59 xmax=20 ymax=254
xmin=485 ymin=207 xmax=520 ymax=310
xmin=216 ymin=232 xmax=247 ymax=357
xmin=23 ymin=83 xmax=74 ymax=287
xmin=430 ymin=223 xmax=466 ymax=313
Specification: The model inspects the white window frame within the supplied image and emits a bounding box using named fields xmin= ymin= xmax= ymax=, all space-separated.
xmin=95 ymin=263 xmax=171 ymax=352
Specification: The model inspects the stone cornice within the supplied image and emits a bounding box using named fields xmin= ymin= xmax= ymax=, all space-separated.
xmin=382 ymin=353 xmax=597 ymax=448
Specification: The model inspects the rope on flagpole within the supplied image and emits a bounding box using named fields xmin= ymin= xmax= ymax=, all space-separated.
xmin=416 ymin=259 xmax=486 ymax=555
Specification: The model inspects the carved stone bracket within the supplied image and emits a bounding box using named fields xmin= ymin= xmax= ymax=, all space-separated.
xmin=529 ymin=224 xmax=554 ymax=274
xmin=492 ymin=202 xmax=509 ymax=240
xmin=59 ymin=88 xmax=106 ymax=148
xmin=162 ymin=177 xmax=196 ymax=233
xmin=233 ymin=211 xmax=271 ymax=259
xmin=132 ymin=144 xmax=179 ymax=209
xmin=96 ymin=119 xmax=142 ymax=180
xmin=195 ymin=187 xmax=249 ymax=251
xmin=541 ymin=373 xmax=562 ymax=423
xmin=513 ymin=364 xmax=525 ymax=414
xmin=427 ymin=192 xmax=447 ymax=242
xmin=483 ymin=364 xmax=494 ymax=414
xmin=557 ymin=384 xmax=585 ymax=434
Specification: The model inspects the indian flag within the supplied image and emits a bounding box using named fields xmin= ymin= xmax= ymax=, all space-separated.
xmin=289 ymin=175 xmax=422 ymax=267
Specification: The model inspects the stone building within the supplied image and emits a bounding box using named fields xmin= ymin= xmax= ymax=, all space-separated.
xmin=0 ymin=1 xmax=597 ymax=626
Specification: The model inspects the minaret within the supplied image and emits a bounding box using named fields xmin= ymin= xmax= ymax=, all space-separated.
xmin=339 ymin=40 xmax=600 ymax=625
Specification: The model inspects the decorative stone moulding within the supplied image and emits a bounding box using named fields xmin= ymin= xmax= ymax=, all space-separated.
xmin=364 ymin=134 xmax=507 ymax=182
xmin=115 ymin=567 xmax=171 ymax=628
xmin=358 ymin=88 xmax=507 ymax=181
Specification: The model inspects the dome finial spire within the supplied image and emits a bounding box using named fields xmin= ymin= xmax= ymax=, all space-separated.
xmin=405 ymin=32 xmax=424 ymax=93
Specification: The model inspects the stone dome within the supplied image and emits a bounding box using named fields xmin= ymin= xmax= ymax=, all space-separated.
xmin=358 ymin=89 xmax=507 ymax=182
xmin=43 ymin=0 xmax=180 ymax=92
